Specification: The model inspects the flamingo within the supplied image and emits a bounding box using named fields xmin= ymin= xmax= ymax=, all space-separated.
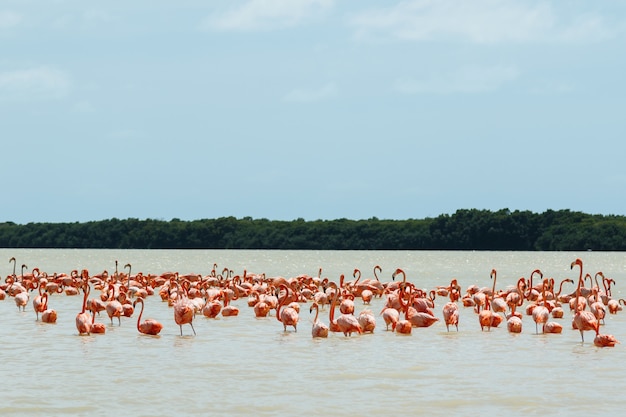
xmin=507 ymin=315 xmax=523 ymax=333
xmin=173 ymin=282 xmax=196 ymax=336
xmin=594 ymin=333 xmax=619 ymax=347
xmin=380 ymin=303 xmax=400 ymax=332
xmin=221 ymin=289 xmax=240 ymax=317
xmin=442 ymin=279 xmax=460 ymax=332
xmin=336 ymin=310 xmax=363 ymax=337
xmin=124 ymin=263 xmax=133 ymax=294
xmin=202 ymin=292 xmax=223 ymax=318
xmin=607 ymin=298 xmax=623 ymax=315
xmin=105 ymin=284 xmax=123 ymax=325
xmin=407 ymin=305 xmax=439 ymax=328
xmin=532 ymin=278 xmax=550 ymax=334
xmin=478 ymin=290 xmax=495 ymax=332
xmin=395 ymin=283 xmax=412 ymax=335
xmin=32 ymin=284 xmax=46 ymax=320
xmin=251 ymin=291 xmax=271 ymax=318
xmin=133 ymin=298 xmax=163 ymax=336
xmin=8 ymin=256 xmax=17 ymax=277
xmin=589 ymin=287 xmax=607 ymax=325
xmin=357 ymin=309 xmax=376 ymax=333
xmin=310 ymin=302 xmax=329 ymax=338
xmin=90 ymin=308 xmax=107 ymax=334
xmin=570 ymin=259 xmax=599 ymax=343
xmin=489 ymin=269 xmax=508 ymax=315
xmin=328 ymin=284 xmax=342 ymax=333
xmin=75 ymin=283 xmax=92 ymax=335
xmin=505 ymin=278 xmax=525 ymax=319
xmin=551 ymin=278 xmax=573 ymax=318
xmin=40 ymin=293 xmax=58 ymax=324
xmin=276 ymin=284 xmax=298 ymax=332
xmin=338 ymin=275 xmax=355 ymax=315
xmin=14 ymin=285 xmax=30 ymax=312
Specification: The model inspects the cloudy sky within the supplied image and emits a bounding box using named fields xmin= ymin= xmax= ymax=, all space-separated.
xmin=2 ymin=0 xmax=625 ymax=224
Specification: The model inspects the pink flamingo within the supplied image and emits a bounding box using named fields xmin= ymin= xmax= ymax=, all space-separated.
xmin=395 ymin=283 xmax=412 ymax=335
xmin=251 ymin=291 xmax=271 ymax=318
xmin=357 ymin=309 xmax=376 ymax=333
xmin=526 ymin=269 xmax=543 ymax=302
xmin=336 ymin=310 xmax=362 ymax=337
xmin=32 ymin=283 xmax=46 ymax=320
xmin=221 ymin=289 xmax=240 ymax=317
xmin=594 ymin=333 xmax=619 ymax=347
xmin=202 ymin=292 xmax=223 ymax=318
xmin=571 ymin=259 xmax=599 ymax=342
xmin=105 ymin=284 xmax=123 ymax=325
xmin=505 ymin=278 xmax=526 ymax=319
xmin=489 ymin=269 xmax=508 ymax=315
xmin=442 ymin=279 xmax=460 ymax=332
xmin=310 ymin=302 xmax=329 ymax=338
xmin=406 ymin=289 xmax=439 ymax=329
xmin=276 ymin=284 xmax=299 ymax=332
xmin=134 ymin=297 xmax=163 ymax=336
xmin=607 ymin=298 xmax=623 ymax=315
xmin=507 ymin=315 xmax=522 ymax=333
xmin=40 ymin=293 xmax=58 ymax=324
xmin=328 ymin=284 xmax=342 ymax=333
xmin=173 ymin=282 xmax=196 ymax=336
xmin=14 ymin=280 xmax=30 ymax=312
xmin=380 ymin=302 xmax=400 ymax=332
xmin=532 ymin=278 xmax=550 ymax=334
xmin=338 ymin=275 xmax=355 ymax=315
xmin=551 ymin=278 xmax=573 ymax=318
xmin=75 ymin=283 xmax=92 ymax=335
xmin=90 ymin=308 xmax=107 ymax=334
xmin=477 ymin=282 xmax=497 ymax=332
xmin=589 ymin=287 xmax=606 ymax=325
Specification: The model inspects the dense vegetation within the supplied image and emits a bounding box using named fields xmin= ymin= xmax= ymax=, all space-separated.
xmin=1 ymin=209 xmax=626 ymax=250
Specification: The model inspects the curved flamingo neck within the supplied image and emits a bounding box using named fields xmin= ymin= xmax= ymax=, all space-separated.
xmin=374 ymin=265 xmax=381 ymax=281
xmin=136 ymin=299 xmax=145 ymax=331
xmin=572 ymin=259 xmax=583 ymax=313
xmin=490 ymin=269 xmax=497 ymax=296
xmin=312 ymin=303 xmax=320 ymax=322
xmin=329 ymin=286 xmax=338 ymax=323
xmin=81 ymin=283 xmax=90 ymax=314
xmin=276 ymin=284 xmax=288 ymax=323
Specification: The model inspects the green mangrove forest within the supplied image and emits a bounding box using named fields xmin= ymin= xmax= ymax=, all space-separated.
xmin=1 ymin=209 xmax=625 ymax=251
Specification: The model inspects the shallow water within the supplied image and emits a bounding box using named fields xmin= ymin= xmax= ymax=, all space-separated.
xmin=1 ymin=249 xmax=625 ymax=416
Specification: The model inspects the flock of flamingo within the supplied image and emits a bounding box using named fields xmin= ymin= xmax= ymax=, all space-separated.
xmin=1 ymin=257 xmax=621 ymax=347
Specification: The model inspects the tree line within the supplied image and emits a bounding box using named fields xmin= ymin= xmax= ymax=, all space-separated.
xmin=1 ymin=209 xmax=625 ymax=250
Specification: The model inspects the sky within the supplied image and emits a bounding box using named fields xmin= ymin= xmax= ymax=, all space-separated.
xmin=2 ymin=0 xmax=626 ymax=224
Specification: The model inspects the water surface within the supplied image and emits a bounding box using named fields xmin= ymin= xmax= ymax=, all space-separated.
xmin=1 ymin=249 xmax=624 ymax=416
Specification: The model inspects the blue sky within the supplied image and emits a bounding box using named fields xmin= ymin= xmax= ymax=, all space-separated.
xmin=2 ymin=0 xmax=625 ymax=224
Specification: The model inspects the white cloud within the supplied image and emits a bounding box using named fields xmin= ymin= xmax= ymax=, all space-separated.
xmin=349 ymin=0 xmax=619 ymax=44
xmin=0 ymin=11 xmax=22 ymax=28
xmin=283 ymin=82 xmax=337 ymax=102
xmin=0 ymin=67 xmax=70 ymax=101
xmin=393 ymin=65 xmax=519 ymax=94
xmin=202 ymin=0 xmax=333 ymax=31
